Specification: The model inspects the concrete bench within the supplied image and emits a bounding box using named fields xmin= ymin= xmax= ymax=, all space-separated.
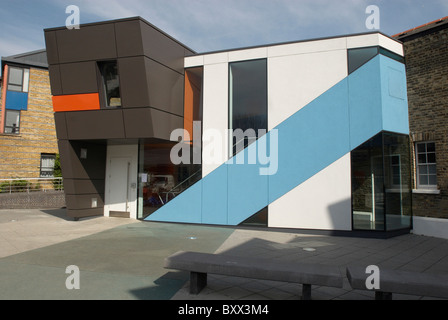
xmin=346 ymin=265 xmax=448 ymax=300
xmin=164 ymin=251 xmax=343 ymax=300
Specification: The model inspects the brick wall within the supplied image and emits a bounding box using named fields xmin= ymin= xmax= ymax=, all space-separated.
xmin=402 ymin=27 xmax=448 ymax=218
xmin=0 ymin=67 xmax=59 ymax=179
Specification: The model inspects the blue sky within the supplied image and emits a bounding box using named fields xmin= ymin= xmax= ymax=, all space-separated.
xmin=0 ymin=0 xmax=447 ymax=59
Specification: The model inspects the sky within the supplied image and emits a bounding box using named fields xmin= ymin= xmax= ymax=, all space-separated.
xmin=0 ymin=0 xmax=447 ymax=60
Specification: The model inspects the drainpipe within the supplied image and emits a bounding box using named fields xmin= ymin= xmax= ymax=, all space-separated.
xmin=0 ymin=64 xmax=8 ymax=133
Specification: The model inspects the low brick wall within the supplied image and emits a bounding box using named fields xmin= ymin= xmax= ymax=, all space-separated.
xmin=0 ymin=191 xmax=66 ymax=209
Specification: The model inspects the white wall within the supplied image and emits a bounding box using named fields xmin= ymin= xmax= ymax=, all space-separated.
xmin=413 ymin=216 xmax=448 ymax=240
xmin=202 ymin=62 xmax=229 ymax=178
xmin=267 ymin=49 xmax=348 ymax=130
xmin=269 ymin=153 xmax=352 ymax=231
xmin=104 ymin=144 xmax=139 ymax=219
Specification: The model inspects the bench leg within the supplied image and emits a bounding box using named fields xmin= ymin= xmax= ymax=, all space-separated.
xmin=190 ymin=272 xmax=207 ymax=295
xmin=301 ymin=284 xmax=312 ymax=300
xmin=375 ymin=291 xmax=392 ymax=300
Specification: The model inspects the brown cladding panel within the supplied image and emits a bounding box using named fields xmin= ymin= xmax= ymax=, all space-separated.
xmin=149 ymin=108 xmax=184 ymax=141
xmin=44 ymin=30 xmax=60 ymax=65
xmin=48 ymin=65 xmax=63 ymax=96
xmin=140 ymin=20 xmax=185 ymax=73
xmin=56 ymin=24 xmax=117 ymax=63
xmin=63 ymin=179 xmax=105 ymax=196
xmin=115 ymin=20 xmax=144 ymax=57
xmin=65 ymin=194 xmax=105 ymax=210
xmin=59 ymin=61 xmax=99 ymax=95
xmin=118 ymin=57 xmax=150 ymax=108
xmin=65 ymin=109 xmax=125 ymax=140
xmin=54 ymin=112 xmax=68 ymax=140
xmin=145 ymin=58 xmax=184 ymax=116
xmin=67 ymin=208 xmax=103 ymax=219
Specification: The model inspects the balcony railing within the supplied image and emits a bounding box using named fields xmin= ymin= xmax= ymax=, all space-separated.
xmin=0 ymin=178 xmax=64 ymax=194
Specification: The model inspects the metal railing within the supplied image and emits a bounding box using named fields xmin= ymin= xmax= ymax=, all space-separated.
xmin=0 ymin=178 xmax=63 ymax=194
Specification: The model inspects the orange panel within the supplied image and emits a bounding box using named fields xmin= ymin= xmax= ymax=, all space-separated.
xmin=183 ymin=72 xmax=194 ymax=143
xmin=52 ymin=93 xmax=100 ymax=112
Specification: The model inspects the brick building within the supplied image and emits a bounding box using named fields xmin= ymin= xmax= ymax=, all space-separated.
xmin=394 ymin=17 xmax=448 ymax=238
xmin=0 ymin=50 xmax=59 ymax=182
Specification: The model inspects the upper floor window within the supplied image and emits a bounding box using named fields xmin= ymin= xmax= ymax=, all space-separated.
xmin=415 ymin=142 xmax=437 ymax=189
xmin=8 ymin=67 xmax=29 ymax=92
xmin=98 ymin=61 xmax=121 ymax=107
xmin=4 ymin=110 xmax=20 ymax=134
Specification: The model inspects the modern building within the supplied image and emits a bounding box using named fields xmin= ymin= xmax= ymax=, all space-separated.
xmin=45 ymin=17 xmax=411 ymax=236
xmin=394 ymin=16 xmax=448 ymax=238
xmin=0 ymin=50 xmax=59 ymax=181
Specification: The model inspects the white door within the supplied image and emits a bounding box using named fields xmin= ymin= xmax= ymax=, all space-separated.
xmin=108 ymin=157 xmax=131 ymax=213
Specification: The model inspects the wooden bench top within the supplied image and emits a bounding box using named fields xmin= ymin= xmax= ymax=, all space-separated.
xmin=347 ymin=265 xmax=448 ymax=299
xmin=164 ymin=251 xmax=343 ymax=288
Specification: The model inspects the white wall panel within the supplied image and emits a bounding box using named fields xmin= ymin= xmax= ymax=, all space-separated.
xmin=268 ymin=49 xmax=347 ymax=130
xmin=346 ymin=33 xmax=380 ymax=49
xmin=268 ymin=37 xmax=346 ymax=58
xmin=202 ymin=63 xmax=229 ymax=177
xmin=378 ymin=34 xmax=404 ymax=56
xmin=269 ymin=153 xmax=352 ymax=231
xmin=184 ymin=55 xmax=204 ymax=68
xmin=203 ymin=52 xmax=228 ymax=65
xmin=228 ymin=47 xmax=267 ymax=62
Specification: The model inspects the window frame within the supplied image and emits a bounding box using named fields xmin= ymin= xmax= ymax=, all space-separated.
xmin=415 ymin=141 xmax=437 ymax=190
xmin=97 ymin=60 xmax=122 ymax=108
xmin=40 ymin=153 xmax=56 ymax=178
xmin=4 ymin=109 xmax=21 ymax=134
xmin=7 ymin=66 xmax=29 ymax=92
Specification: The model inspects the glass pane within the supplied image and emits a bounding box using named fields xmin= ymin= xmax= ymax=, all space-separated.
xmin=427 ymin=152 xmax=436 ymax=164
xmin=426 ymin=142 xmax=435 ymax=153
xmin=417 ymin=143 xmax=426 ymax=153
xmin=9 ymin=67 xmax=23 ymax=86
xmin=348 ymin=47 xmax=379 ymax=74
xmin=99 ymin=61 xmax=121 ymax=107
xmin=351 ymin=133 xmax=384 ymax=231
xmin=418 ymin=165 xmax=428 ymax=174
xmin=428 ymin=175 xmax=437 ymax=186
xmin=419 ymin=174 xmax=429 ymax=185
xmin=418 ymin=153 xmax=427 ymax=164
xmin=384 ymin=133 xmax=412 ymax=231
xmin=229 ymin=59 xmax=267 ymax=156
xmin=428 ymin=164 xmax=437 ymax=175
xmin=5 ymin=111 xmax=20 ymax=134
xmin=7 ymin=84 xmax=22 ymax=92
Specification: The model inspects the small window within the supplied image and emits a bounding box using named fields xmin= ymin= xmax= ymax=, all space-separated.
xmin=98 ymin=61 xmax=121 ymax=107
xmin=7 ymin=67 xmax=29 ymax=92
xmin=416 ymin=142 xmax=437 ymax=189
xmin=4 ymin=110 xmax=20 ymax=134
xmin=40 ymin=154 xmax=56 ymax=177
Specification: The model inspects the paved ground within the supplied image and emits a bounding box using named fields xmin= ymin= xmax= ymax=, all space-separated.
xmin=1 ymin=208 xmax=448 ymax=300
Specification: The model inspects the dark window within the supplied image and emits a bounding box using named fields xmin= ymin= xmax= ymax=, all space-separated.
xmin=4 ymin=110 xmax=20 ymax=134
xmin=98 ymin=61 xmax=121 ymax=107
xmin=40 ymin=154 xmax=56 ymax=177
xmin=229 ymin=59 xmax=267 ymax=156
xmin=347 ymin=47 xmax=379 ymax=74
xmin=415 ymin=142 xmax=437 ymax=189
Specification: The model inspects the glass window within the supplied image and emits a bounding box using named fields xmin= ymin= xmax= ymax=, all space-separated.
xmin=347 ymin=47 xmax=379 ymax=74
xmin=351 ymin=132 xmax=412 ymax=231
xmin=40 ymin=154 xmax=56 ymax=177
xmin=415 ymin=142 xmax=437 ymax=189
xmin=4 ymin=110 xmax=20 ymax=134
xmin=229 ymin=59 xmax=267 ymax=156
xmin=7 ymin=67 xmax=29 ymax=92
xmin=98 ymin=61 xmax=121 ymax=107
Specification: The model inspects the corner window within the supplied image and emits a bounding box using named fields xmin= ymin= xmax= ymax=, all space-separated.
xmin=40 ymin=154 xmax=56 ymax=177
xmin=416 ymin=142 xmax=437 ymax=189
xmin=4 ymin=110 xmax=20 ymax=134
xmin=8 ymin=67 xmax=29 ymax=92
xmin=98 ymin=61 xmax=121 ymax=107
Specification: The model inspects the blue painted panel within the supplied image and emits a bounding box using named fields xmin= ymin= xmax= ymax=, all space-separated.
xmin=226 ymin=138 xmax=269 ymax=225
xmin=5 ymin=91 xmax=28 ymax=111
xmin=268 ymin=79 xmax=351 ymax=203
xmin=145 ymin=180 xmax=202 ymax=223
xmin=379 ymin=55 xmax=410 ymax=135
xmin=201 ymin=164 xmax=228 ymax=225
xmin=348 ymin=55 xmax=383 ymax=150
